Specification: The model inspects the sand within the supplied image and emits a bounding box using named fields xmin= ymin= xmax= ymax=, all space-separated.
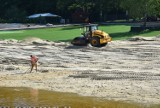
xmin=0 ymin=36 xmax=160 ymax=105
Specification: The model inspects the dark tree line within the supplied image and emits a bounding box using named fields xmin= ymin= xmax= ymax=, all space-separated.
xmin=0 ymin=0 xmax=159 ymax=23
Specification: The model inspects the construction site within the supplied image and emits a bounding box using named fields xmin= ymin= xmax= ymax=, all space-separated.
xmin=0 ymin=36 xmax=160 ymax=107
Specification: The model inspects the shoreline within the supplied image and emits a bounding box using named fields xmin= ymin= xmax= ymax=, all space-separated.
xmin=0 ymin=38 xmax=160 ymax=106
xmin=0 ymin=69 xmax=155 ymax=105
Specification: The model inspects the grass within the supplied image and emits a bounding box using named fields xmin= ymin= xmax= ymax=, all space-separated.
xmin=100 ymin=25 xmax=160 ymax=40
xmin=0 ymin=24 xmax=160 ymax=41
xmin=0 ymin=27 xmax=82 ymax=41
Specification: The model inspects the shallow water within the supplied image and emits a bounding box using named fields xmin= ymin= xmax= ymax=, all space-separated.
xmin=0 ymin=87 xmax=143 ymax=108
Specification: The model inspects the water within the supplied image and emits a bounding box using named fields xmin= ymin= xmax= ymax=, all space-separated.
xmin=0 ymin=87 xmax=143 ymax=108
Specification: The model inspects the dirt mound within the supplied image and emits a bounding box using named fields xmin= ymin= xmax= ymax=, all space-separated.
xmin=128 ymin=36 xmax=155 ymax=41
xmin=20 ymin=37 xmax=70 ymax=46
xmin=20 ymin=37 xmax=44 ymax=43
xmin=19 ymin=37 xmax=53 ymax=45
xmin=2 ymin=39 xmax=19 ymax=43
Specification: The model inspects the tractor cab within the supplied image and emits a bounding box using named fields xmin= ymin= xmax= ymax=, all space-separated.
xmin=83 ymin=24 xmax=98 ymax=33
xmin=82 ymin=24 xmax=98 ymax=39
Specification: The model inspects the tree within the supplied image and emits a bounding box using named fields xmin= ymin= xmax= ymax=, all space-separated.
xmin=0 ymin=0 xmax=125 ymax=23
xmin=94 ymin=0 xmax=122 ymax=21
xmin=147 ymin=0 xmax=160 ymax=16
xmin=56 ymin=0 xmax=122 ymax=22
xmin=56 ymin=0 xmax=95 ymax=22
xmin=56 ymin=0 xmax=73 ymax=19
xmin=120 ymin=0 xmax=160 ymax=27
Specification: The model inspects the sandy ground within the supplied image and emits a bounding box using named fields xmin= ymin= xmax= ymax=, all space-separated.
xmin=0 ymin=36 xmax=160 ymax=105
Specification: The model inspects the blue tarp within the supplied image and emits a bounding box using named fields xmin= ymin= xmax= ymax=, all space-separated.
xmin=28 ymin=13 xmax=60 ymax=18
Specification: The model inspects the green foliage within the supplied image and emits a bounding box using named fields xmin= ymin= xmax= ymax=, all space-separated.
xmin=120 ymin=0 xmax=160 ymax=18
xmin=0 ymin=0 xmax=123 ymax=22
xmin=68 ymin=2 xmax=95 ymax=12
xmin=0 ymin=0 xmax=159 ymax=22
xmin=148 ymin=0 xmax=160 ymax=16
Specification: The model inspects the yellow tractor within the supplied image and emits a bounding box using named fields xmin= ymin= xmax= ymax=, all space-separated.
xmin=71 ymin=24 xmax=112 ymax=47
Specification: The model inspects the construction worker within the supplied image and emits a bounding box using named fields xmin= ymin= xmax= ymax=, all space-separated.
xmin=30 ymin=55 xmax=38 ymax=73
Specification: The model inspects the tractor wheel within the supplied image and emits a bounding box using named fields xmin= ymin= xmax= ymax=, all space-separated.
xmin=90 ymin=37 xmax=100 ymax=47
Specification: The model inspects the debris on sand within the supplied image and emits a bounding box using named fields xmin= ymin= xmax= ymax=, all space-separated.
xmin=128 ymin=36 xmax=155 ymax=41
xmin=20 ymin=37 xmax=50 ymax=45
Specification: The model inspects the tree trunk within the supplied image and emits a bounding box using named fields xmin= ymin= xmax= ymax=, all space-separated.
xmin=143 ymin=15 xmax=147 ymax=29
